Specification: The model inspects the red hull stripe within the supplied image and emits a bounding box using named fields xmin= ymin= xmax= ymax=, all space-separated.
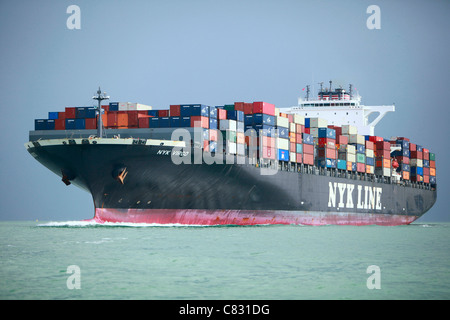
xmin=94 ymin=208 xmax=418 ymax=226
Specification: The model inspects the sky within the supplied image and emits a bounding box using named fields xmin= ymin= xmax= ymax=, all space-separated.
xmin=0 ymin=0 xmax=448 ymax=222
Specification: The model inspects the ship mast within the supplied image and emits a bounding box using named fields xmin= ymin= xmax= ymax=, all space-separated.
xmin=93 ymin=87 xmax=109 ymax=138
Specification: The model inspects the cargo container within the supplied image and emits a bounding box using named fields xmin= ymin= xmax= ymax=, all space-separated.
xmin=303 ymin=133 xmax=314 ymax=145
xmin=342 ymin=125 xmax=357 ymax=135
xmin=227 ymin=110 xmax=244 ymax=122
xmin=65 ymin=107 xmax=76 ymax=119
xmin=318 ymin=128 xmax=336 ymax=139
xmin=191 ymin=116 xmax=209 ymax=128
xmin=253 ymin=102 xmax=275 ymax=116
xmin=170 ymin=105 xmax=180 ymax=117
xmin=309 ymin=117 xmax=328 ymax=128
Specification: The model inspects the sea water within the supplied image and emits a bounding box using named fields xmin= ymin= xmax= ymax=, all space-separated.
xmin=0 ymin=221 xmax=449 ymax=300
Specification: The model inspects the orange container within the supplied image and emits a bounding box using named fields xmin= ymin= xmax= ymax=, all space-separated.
xmin=118 ymin=113 xmax=128 ymax=127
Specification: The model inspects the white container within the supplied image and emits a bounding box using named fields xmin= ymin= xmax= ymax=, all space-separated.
xmin=342 ymin=125 xmax=357 ymax=135
xmin=277 ymin=138 xmax=289 ymax=150
xmin=219 ymin=119 xmax=237 ymax=131
xmin=309 ymin=127 xmax=319 ymax=137
xmin=339 ymin=144 xmax=356 ymax=154
xmin=310 ymin=117 xmax=328 ymax=128
xmin=410 ymin=159 xmax=423 ymax=167
xmin=119 ymin=102 xmax=129 ymax=111
xmin=366 ymin=149 xmax=374 ymax=158
xmin=237 ymin=143 xmax=245 ymax=155
xmin=290 ymin=152 xmax=296 ymax=162
xmin=226 ymin=142 xmax=237 ymax=154
xmin=375 ymin=167 xmax=391 ymax=177
xmin=293 ymin=114 xmax=305 ymax=125
xmin=349 ymin=134 xmax=365 ymax=144
xmin=276 ymin=116 xmax=289 ymax=128
xmin=136 ymin=103 xmax=153 ymax=110
xmin=289 ymin=122 xmax=296 ymax=133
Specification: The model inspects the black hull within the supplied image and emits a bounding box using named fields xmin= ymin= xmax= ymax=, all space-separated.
xmin=25 ymin=138 xmax=437 ymax=226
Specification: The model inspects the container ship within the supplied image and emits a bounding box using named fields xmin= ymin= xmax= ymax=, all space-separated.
xmin=25 ymin=84 xmax=437 ymax=226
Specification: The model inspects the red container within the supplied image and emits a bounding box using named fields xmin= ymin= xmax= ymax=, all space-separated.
xmin=58 ymin=112 xmax=66 ymax=119
xmin=261 ymin=146 xmax=275 ymax=159
xmin=138 ymin=117 xmax=149 ymax=128
xmin=423 ymin=175 xmax=430 ymax=183
xmin=55 ymin=119 xmax=65 ymax=130
xmin=243 ymin=103 xmax=253 ymax=115
xmin=369 ymin=136 xmax=384 ymax=143
xmin=127 ymin=111 xmax=139 ymax=127
xmin=430 ymin=160 xmax=436 ymax=168
xmin=328 ymin=125 xmax=342 ymax=136
xmin=318 ymin=147 xmax=336 ymax=159
xmin=318 ymin=138 xmax=336 ymax=149
xmin=375 ymin=149 xmax=390 ymax=158
xmin=365 ymin=140 xmax=374 ymax=150
xmin=85 ymin=118 xmax=97 ymax=129
xmin=395 ymin=156 xmax=410 ymax=165
xmin=375 ymin=141 xmax=390 ymax=151
xmin=296 ymin=133 xmax=302 ymax=143
xmin=260 ymin=136 xmax=275 ymax=147
xmin=303 ymin=144 xmax=314 ymax=154
xmin=303 ymin=153 xmax=314 ymax=165
xmin=296 ymin=153 xmax=302 ymax=163
xmin=411 ymin=175 xmax=423 ymax=182
xmin=253 ymin=102 xmax=275 ymax=116
xmin=410 ymin=151 xmax=423 ymax=160
xmin=190 ymin=116 xmax=209 ymax=128
xmin=337 ymin=135 xmax=348 ymax=145
xmin=107 ymin=111 xmax=119 ymax=127
xmin=118 ymin=113 xmax=129 ymax=127
xmin=397 ymin=137 xmax=410 ymax=142
xmin=296 ymin=124 xmax=303 ymax=134
xmin=101 ymin=105 xmax=109 ymax=112
xmin=304 ymin=127 xmax=310 ymax=134
xmin=423 ymin=167 xmax=430 ymax=176
xmin=409 ymin=143 xmax=416 ymax=152
xmin=423 ymin=148 xmax=429 ymax=160
xmin=158 ymin=109 xmax=169 ymax=117
xmin=65 ymin=107 xmax=76 ymax=119
xmin=234 ymin=102 xmax=244 ymax=111
xmin=170 ymin=105 xmax=180 ymax=116
xmin=290 ymin=142 xmax=296 ymax=151
xmin=209 ymin=129 xmax=218 ymax=141
xmin=217 ymin=108 xmax=227 ymax=120
xmin=357 ymin=162 xmax=365 ymax=173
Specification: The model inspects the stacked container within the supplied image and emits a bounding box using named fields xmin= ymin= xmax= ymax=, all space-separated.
xmin=392 ymin=138 xmax=410 ymax=181
xmin=374 ymin=140 xmax=391 ymax=177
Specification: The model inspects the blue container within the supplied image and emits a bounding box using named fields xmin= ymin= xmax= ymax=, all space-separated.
xmin=337 ymin=159 xmax=347 ymax=170
xmin=65 ymin=119 xmax=76 ymax=129
xmin=402 ymin=148 xmax=409 ymax=157
xmin=208 ymin=141 xmax=217 ymax=153
xmin=318 ymin=158 xmax=337 ymax=168
xmin=85 ymin=107 xmax=96 ymax=118
xmin=277 ymin=149 xmax=289 ymax=161
xmin=46 ymin=119 xmax=55 ymax=130
xmin=254 ymin=124 xmax=275 ymax=137
xmin=430 ymin=176 xmax=436 ymax=185
xmin=366 ymin=157 xmax=374 ymax=166
xmin=423 ymin=159 xmax=430 ymax=168
xmin=149 ymin=117 xmax=160 ymax=128
xmin=244 ymin=115 xmax=254 ymax=126
xmin=305 ymin=118 xmax=310 ymax=128
xmin=253 ymin=114 xmax=275 ymax=126
xmin=48 ymin=112 xmax=59 ymax=120
xmin=278 ymin=127 xmax=289 ymax=139
xmin=75 ymin=119 xmax=85 ymax=129
xmin=356 ymin=144 xmax=365 ymax=153
xmin=209 ymin=106 xmax=217 ymax=119
xmin=180 ymin=104 xmax=209 ymax=117
xmin=148 ymin=110 xmax=159 ymax=117
xmin=35 ymin=119 xmax=47 ymax=130
xmin=397 ymin=163 xmax=410 ymax=173
xmin=159 ymin=117 xmax=170 ymax=128
xmin=302 ymin=133 xmax=314 ymax=145
xmin=227 ymin=110 xmax=244 ymax=122
xmin=411 ymin=166 xmax=423 ymax=176
xmin=416 ymin=145 xmax=423 ymax=152
xmin=180 ymin=117 xmax=191 ymax=127
xmin=351 ymin=162 xmax=357 ymax=172
xmin=109 ymin=102 xmax=119 ymax=111
xmin=75 ymin=107 xmax=87 ymax=119
xmin=209 ymin=118 xmax=218 ymax=130
xmin=318 ymin=128 xmax=336 ymax=139
xmin=170 ymin=117 xmax=180 ymax=127
xmin=397 ymin=140 xmax=409 ymax=149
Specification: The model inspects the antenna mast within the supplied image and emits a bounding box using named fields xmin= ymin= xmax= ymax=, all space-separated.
xmin=93 ymin=87 xmax=109 ymax=138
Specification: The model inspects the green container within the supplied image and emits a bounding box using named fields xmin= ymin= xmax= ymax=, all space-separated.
xmin=221 ymin=130 xmax=236 ymax=142
xmin=223 ymin=105 xmax=235 ymax=111
xmin=429 ymin=153 xmax=435 ymax=161
xmin=356 ymin=153 xmax=366 ymax=163
xmin=296 ymin=143 xmax=303 ymax=154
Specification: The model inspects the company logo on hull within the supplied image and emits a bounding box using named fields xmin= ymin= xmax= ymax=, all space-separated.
xmin=328 ymin=182 xmax=382 ymax=210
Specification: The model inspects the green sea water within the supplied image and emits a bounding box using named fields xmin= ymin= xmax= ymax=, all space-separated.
xmin=0 ymin=221 xmax=449 ymax=300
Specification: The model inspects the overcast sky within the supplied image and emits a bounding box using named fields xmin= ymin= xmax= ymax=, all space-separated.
xmin=0 ymin=0 xmax=448 ymax=222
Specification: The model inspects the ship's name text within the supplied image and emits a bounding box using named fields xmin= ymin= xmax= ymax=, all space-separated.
xmin=328 ymin=182 xmax=382 ymax=210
